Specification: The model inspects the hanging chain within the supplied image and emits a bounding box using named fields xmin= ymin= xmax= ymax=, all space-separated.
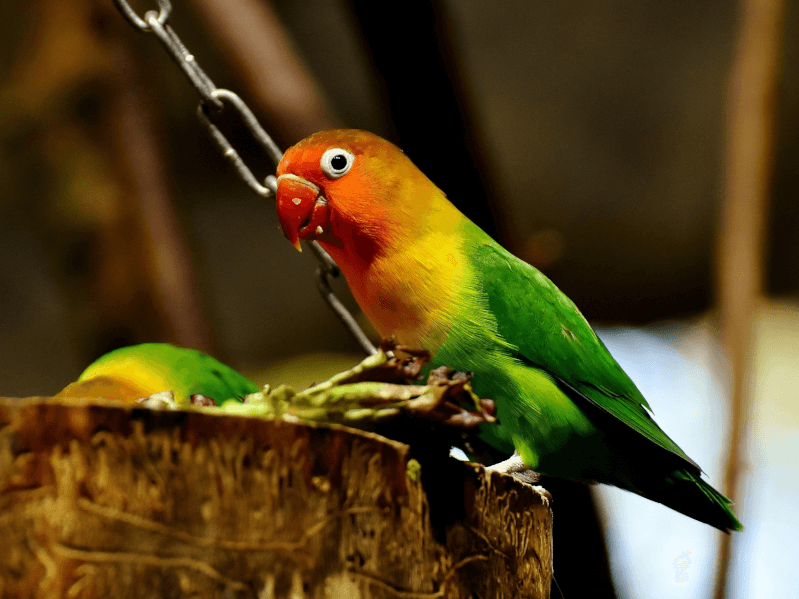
xmin=112 ymin=0 xmax=376 ymax=355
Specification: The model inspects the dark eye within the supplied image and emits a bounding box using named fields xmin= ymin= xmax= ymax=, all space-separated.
xmin=320 ymin=148 xmax=355 ymax=178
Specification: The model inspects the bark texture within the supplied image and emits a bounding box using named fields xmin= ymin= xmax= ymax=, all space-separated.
xmin=0 ymin=397 xmax=552 ymax=598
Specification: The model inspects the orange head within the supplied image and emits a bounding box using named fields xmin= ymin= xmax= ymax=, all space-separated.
xmin=275 ymin=129 xmax=440 ymax=261
xmin=276 ymin=130 xmax=468 ymax=346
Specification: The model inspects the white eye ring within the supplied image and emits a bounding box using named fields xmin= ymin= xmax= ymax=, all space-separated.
xmin=320 ymin=148 xmax=355 ymax=179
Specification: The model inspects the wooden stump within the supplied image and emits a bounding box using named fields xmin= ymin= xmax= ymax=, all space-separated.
xmin=0 ymin=397 xmax=552 ymax=598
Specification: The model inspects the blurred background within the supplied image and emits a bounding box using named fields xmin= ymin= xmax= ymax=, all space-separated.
xmin=0 ymin=0 xmax=796 ymax=597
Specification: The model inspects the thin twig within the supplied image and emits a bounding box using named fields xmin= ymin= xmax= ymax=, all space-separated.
xmin=714 ymin=0 xmax=784 ymax=596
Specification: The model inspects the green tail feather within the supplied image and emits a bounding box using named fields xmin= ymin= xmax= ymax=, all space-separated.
xmin=636 ymin=468 xmax=743 ymax=533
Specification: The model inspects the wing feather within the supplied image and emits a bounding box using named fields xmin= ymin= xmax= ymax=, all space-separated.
xmin=466 ymin=228 xmax=699 ymax=472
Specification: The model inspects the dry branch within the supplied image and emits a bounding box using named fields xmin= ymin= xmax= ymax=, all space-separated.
xmin=715 ymin=0 xmax=785 ymax=595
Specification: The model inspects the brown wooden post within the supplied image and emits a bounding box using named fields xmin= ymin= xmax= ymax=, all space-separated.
xmin=0 ymin=398 xmax=552 ymax=598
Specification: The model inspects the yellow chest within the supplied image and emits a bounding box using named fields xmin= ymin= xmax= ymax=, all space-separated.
xmin=343 ymin=231 xmax=466 ymax=350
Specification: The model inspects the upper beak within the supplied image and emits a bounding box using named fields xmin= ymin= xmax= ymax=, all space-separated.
xmin=275 ymin=174 xmax=326 ymax=251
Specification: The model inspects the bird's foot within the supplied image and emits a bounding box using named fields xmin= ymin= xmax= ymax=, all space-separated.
xmin=486 ymin=452 xmax=542 ymax=486
xmin=486 ymin=452 xmax=530 ymax=474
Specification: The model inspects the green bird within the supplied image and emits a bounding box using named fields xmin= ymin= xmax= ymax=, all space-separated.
xmin=273 ymin=129 xmax=743 ymax=532
xmin=56 ymin=343 xmax=259 ymax=406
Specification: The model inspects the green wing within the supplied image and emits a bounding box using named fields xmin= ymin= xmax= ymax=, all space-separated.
xmin=82 ymin=343 xmax=259 ymax=403
xmin=178 ymin=347 xmax=260 ymax=401
xmin=465 ymin=224 xmax=698 ymax=471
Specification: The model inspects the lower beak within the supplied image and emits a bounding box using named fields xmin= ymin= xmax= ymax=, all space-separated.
xmin=276 ymin=175 xmax=326 ymax=251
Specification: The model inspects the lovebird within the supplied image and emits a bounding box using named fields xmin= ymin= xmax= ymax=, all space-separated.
xmin=56 ymin=343 xmax=259 ymax=405
xmin=274 ymin=129 xmax=742 ymax=532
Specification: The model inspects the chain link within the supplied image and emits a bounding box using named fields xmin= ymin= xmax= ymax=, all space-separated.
xmin=112 ymin=0 xmax=376 ymax=355
xmin=112 ymin=0 xmax=170 ymax=31
xmin=196 ymin=89 xmax=282 ymax=197
xmin=308 ymin=242 xmax=377 ymax=355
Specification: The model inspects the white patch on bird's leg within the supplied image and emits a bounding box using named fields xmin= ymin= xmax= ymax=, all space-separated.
xmin=486 ymin=452 xmax=528 ymax=474
xmin=487 ymin=455 xmax=550 ymax=503
xmin=486 ymin=452 xmax=542 ymax=486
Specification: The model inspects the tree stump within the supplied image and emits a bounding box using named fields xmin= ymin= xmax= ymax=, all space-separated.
xmin=0 ymin=397 xmax=552 ymax=598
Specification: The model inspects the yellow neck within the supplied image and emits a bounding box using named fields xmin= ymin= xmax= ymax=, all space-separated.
xmin=322 ymin=195 xmax=467 ymax=350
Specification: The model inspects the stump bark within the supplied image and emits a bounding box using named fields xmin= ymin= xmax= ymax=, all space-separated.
xmin=0 ymin=397 xmax=552 ymax=598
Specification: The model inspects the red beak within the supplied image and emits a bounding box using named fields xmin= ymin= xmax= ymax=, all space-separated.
xmin=276 ymin=175 xmax=327 ymax=251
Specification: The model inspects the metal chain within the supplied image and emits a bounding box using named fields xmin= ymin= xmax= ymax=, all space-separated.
xmin=111 ymin=0 xmax=376 ymax=355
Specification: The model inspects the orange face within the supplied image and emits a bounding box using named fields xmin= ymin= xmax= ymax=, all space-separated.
xmin=275 ymin=129 xmax=410 ymax=253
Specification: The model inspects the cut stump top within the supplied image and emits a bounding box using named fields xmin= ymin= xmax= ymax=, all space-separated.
xmin=0 ymin=397 xmax=552 ymax=598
